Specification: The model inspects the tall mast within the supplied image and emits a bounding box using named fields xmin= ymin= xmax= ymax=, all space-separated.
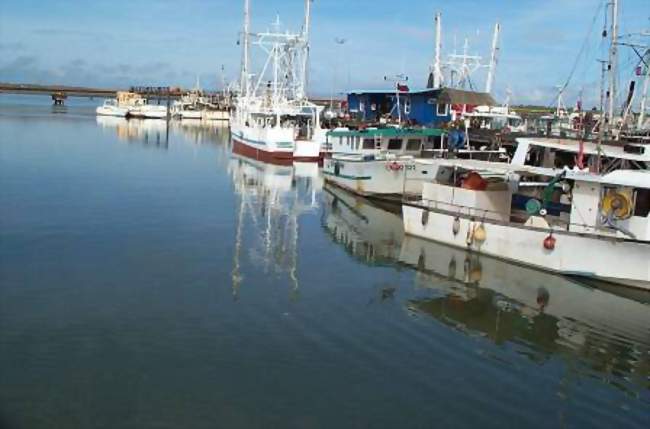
xmin=485 ymin=22 xmax=500 ymax=94
xmin=300 ymin=0 xmax=312 ymax=100
xmin=433 ymin=12 xmax=443 ymax=89
xmin=639 ymin=50 xmax=650 ymax=129
xmin=461 ymin=37 xmax=469 ymax=88
xmin=597 ymin=59 xmax=607 ymax=113
xmin=240 ymin=0 xmax=251 ymax=98
xmin=606 ymin=0 xmax=619 ymax=135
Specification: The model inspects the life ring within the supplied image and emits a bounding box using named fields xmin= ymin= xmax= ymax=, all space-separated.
xmin=385 ymin=161 xmax=402 ymax=171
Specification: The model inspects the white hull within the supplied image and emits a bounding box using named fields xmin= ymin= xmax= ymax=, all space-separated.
xmin=96 ymin=106 xmax=129 ymax=117
xmin=230 ymin=121 xmax=322 ymax=161
xmin=203 ymin=110 xmax=230 ymax=121
xmin=130 ymin=106 xmax=168 ymax=119
xmin=322 ymin=184 xmax=650 ymax=348
xmin=176 ymin=111 xmax=202 ymax=120
xmin=323 ymin=157 xmax=429 ymax=196
xmin=402 ymin=204 xmax=650 ymax=290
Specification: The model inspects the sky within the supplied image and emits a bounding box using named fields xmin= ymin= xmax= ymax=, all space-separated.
xmin=0 ymin=0 xmax=648 ymax=106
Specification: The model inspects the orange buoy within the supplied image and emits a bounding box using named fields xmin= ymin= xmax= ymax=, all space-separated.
xmin=543 ymin=233 xmax=556 ymax=250
xmin=462 ymin=172 xmax=488 ymax=191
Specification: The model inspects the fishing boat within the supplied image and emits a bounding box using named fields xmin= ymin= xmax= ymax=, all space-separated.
xmin=171 ymin=81 xmax=231 ymax=121
xmin=128 ymin=98 xmax=168 ymax=119
xmin=96 ymin=99 xmax=130 ymax=117
xmin=230 ymin=0 xmax=324 ymax=163
xmin=401 ymin=158 xmax=650 ymax=290
xmin=464 ymin=104 xmax=526 ymax=133
xmin=323 ymin=126 xmax=507 ymax=198
xmin=513 ymin=136 xmax=650 ymax=170
xmin=95 ymin=91 xmax=142 ymax=117
xmin=322 ymin=183 xmax=650 ymax=344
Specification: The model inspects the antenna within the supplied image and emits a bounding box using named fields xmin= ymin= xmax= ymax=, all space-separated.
xmin=384 ymin=74 xmax=409 ymax=125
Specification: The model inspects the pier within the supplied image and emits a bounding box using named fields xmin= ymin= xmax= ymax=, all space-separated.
xmin=0 ymin=83 xmax=230 ymax=106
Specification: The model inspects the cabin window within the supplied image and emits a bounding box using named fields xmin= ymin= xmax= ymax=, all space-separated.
xmin=363 ymin=138 xmax=374 ymax=149
xmin=346 ymin=136 xmax=351 ymax=146
xmin=406 ymin=139 xmax=421 ymax=151
xmin=387 ymin=139 xmax=402 ymax=150
xmin=355 ymin=137 xmax=360 ymax=150
xmin=635 ymin=189 xmax=650 ymax=217
xmin=437 ymin=103 xmax=449 ymax=116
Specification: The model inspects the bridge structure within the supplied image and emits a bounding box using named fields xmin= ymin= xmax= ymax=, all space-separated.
xmin=0 ymin=82 xmax=341 ymax=109
xmin=0 ymin=83 xmax=218 ymax=105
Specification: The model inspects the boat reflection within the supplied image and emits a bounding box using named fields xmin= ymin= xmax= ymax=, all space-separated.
xmin=96 ymin=116 xmax=230 ymax=148
xmin=229 ymin=150 xmax=322 ymax=299
xmin=173 ymin=118 xmax=229 ymax=144
xmin=96 ymin=116 xmax=169 ymax=148
xmin=322 ymin=184 xmax=650 ymax=395
xmin=322 ymin=183 xmax=403 ymax=266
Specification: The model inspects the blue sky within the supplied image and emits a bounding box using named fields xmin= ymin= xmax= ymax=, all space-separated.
xmin=0 ymin=0 xmax=648 ymax=105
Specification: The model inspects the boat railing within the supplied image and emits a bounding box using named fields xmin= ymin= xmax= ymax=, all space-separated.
xmin=402 ymin=195 xmax=625 ymax=238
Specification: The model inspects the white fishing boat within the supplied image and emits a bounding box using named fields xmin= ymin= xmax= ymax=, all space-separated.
xmin=96 ymin=99 xmax=130 ymax=117
xmin=513 ymin=136 xmax=650 ymax=170
xmin=322 ymin=183 xmax=650 ymax=351
xmin=96 ymin=91 xmax=144 ymax=117
xmin=128 ymin=98 xmax=168 ymax=119
xmin=401 ymin=158 xmax=650 ymax=290
xmin=230 ymin=0 xmax=324 ymax=163
xmin=464 ymin=104 xmax=526 ymax=133
xmin=323 ymin=127 xmax=507 ymax=198
xmin=171 ymin=97 xmax=202 ymax=120
xmin=171 ymin=81 xmax=231 ymax=121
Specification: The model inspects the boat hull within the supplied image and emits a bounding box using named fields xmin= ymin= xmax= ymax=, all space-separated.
xmin=204 ymin=110 xmax=230 ymax=121
xmin=177 ymin=111 xmax=202 ymax=120
xmin=129 ymin=106 xmax=168 ymax=119
xmin=402 ymin=204 xmax=650 ymax=290
xmin=96 ymin=106 xmax=129 ymax=117
xmin=230 ymin=123 xmax=321 ymax=163
xmin=323 ymin=157 xmax=429 ymax=197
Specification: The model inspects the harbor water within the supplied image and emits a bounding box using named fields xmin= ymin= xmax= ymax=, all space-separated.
xmin=1 ymin=97 xmax=649 ymax=428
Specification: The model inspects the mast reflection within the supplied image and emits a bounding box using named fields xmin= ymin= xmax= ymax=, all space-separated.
xmin=229 ymin=151 xmax=322 ymax=300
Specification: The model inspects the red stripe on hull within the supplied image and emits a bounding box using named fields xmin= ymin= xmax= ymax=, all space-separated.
xmin=231 ymin=138 xmax=322 ymax=165
xmin=231 ymin=139 xmax=293 ymax=166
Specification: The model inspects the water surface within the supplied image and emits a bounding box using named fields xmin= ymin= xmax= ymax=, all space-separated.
xmin=1 ymin=96 xmax=649 ymax=429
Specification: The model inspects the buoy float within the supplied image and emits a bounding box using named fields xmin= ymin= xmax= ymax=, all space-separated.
xmin=452 ymin=217 xmax=460 ymax=236
xmin=543 ymin=233 xmax=556 ymax=250
xmin=473 ymin=224 xmax=486 ymax=244
xmin=385 ymin=161 xmax=403 ymax=171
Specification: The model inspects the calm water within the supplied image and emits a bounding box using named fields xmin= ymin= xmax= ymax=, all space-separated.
xmin=1 ymin=96 xmax=649 ymax=429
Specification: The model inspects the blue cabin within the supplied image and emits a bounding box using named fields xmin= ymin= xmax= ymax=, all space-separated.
xmin=347 ymin=88 xmax=496 ymax=126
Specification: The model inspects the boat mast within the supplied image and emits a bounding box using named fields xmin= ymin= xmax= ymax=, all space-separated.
xmin=433 ymin=12 xmax=443 ymax=89
xmin=240 ymin=0 xmax=251 ymax=98
xmin=606 ymin=0 xmax=619 ymax=137
xmin=638 ymin=49 xmax=650 ymax=129
xmin=485 ymin=22 xmax=500 ymax=94
xmin=300 ymin=0 xmax=312 ymax=100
